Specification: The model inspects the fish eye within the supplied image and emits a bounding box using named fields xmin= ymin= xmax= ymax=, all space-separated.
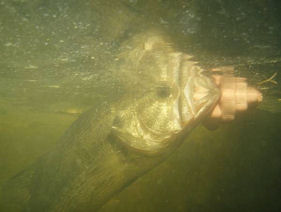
xmin=156 ymin=86 xmax=171 ymax=98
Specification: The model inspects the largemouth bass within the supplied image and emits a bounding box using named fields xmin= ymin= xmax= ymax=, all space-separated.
xmin=1 ymin=32 xmax=221 ymax=212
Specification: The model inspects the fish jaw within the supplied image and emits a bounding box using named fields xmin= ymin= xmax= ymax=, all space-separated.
xmin=179 ymin=58 xmax=220 ymax=127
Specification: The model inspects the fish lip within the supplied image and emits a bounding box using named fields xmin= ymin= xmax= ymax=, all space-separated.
xmin=178 ymin=59 xmax=220 ymax=127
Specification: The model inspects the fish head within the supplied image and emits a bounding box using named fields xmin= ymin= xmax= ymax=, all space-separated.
xmin=112 ymin=33 xmax=220 ymax=154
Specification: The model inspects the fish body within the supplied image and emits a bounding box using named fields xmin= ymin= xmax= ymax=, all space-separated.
xmin=0 ymin=33 xmax=220 ymax=212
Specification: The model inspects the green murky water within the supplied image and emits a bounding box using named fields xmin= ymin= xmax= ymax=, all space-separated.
xmin=0 ymin=0 xmax=281 ymax=211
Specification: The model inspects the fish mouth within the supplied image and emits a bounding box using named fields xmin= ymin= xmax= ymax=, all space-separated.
xmin=178 ymin=56 xmax=220 ymax=127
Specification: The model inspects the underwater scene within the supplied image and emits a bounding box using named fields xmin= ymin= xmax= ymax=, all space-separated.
xmin=0 ymin=0 xmax=281 ymax=211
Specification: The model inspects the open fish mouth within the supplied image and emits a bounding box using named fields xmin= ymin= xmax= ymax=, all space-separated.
xmin=180 ymin=60 xmax=220 ymax=126
xmin=169 ymin=53 xmax=220 ymax=129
